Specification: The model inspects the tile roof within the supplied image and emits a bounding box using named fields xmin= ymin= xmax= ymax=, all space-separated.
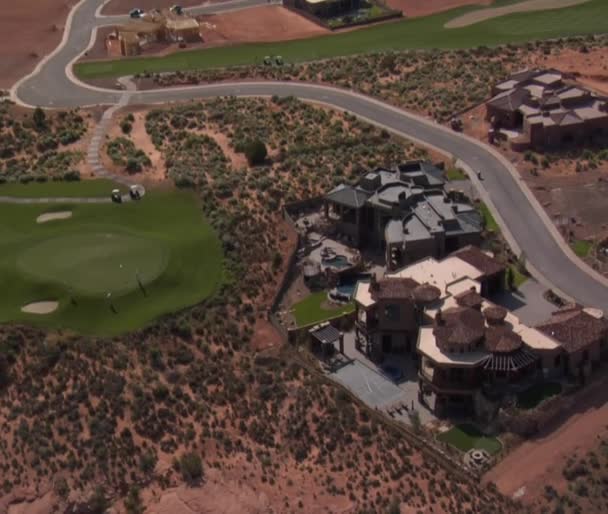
xmin=455 ymin=288 xmax=484 ymax=309
xmin=536 ymin=307 xmax=608 ymax=354
xmin=433 ymin=306 xmax=485 ymax=350
xmin=370 ymin=277 xmax=419 ymax=301
xmin=452 ymin=245 xmax=505 ymax=277
xmin=484 ymin=325 xmax=523 ymax=354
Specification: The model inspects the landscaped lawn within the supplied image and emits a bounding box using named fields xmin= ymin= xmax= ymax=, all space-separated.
xmin=75 ymin=0 xmax=608 ymax=79
xmin=517 ymin=381 xmax=562 ymax=410
xmin=437 ymin=423 xmax=502 ymax=454
xmin=507 ymin=264 xmax=528 ymax=288
xmin=445 ymin=168 xmax=468 ymax=181
xmin=0 ymin=179 xmax=124 ymax=198
xmin=571 ymin=239 xmax=593 ymax=258
xmin=0 ymin=184 xmax=223 ymax=335
xmin=293 ymin=291 xmax=354 ymax=327
xmin=478 ymin=201 xmax=499 ymax=233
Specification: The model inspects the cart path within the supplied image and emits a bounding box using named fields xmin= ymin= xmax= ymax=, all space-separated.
xmin=445 ymin=0 xmax=591 ymax=28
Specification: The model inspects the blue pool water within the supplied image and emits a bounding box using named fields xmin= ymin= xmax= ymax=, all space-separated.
xmin=323 ymin=255 xmax=351 ymax=269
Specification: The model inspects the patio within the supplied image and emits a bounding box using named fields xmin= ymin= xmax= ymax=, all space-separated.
xmin=329 ymin=330 xmax=436 ymax=426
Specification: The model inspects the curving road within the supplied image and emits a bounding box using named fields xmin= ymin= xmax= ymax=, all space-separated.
xmin=10 ymin=0 xmax=608 ymax=311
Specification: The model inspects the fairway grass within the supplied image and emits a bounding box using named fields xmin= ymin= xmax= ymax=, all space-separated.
xmin=0 ymin=179 xmax=124 ymax=198
xmin=0 ymin=186 xmax=223 ymax=335
xmin=437 ymin=423 xmax=502 ymax=454
xmin=75 ymin=0 xmax=608 ymax=79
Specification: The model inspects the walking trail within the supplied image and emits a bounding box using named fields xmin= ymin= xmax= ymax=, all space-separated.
xmin=445 ymin=0 xmax=590 ymax=28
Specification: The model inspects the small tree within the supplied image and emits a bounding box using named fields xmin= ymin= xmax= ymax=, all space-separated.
xmin=88 ymin=486 xmax=109 ymax=514
xmin=33 ymin=107 xmax=47 ymax=131
xmin=244 ymin=139 xmax=267 ymax=166
xmin=179 ymin=451 xmax=204 ymax=484
xmin=124 ymin=486 xmax=144 ymax=514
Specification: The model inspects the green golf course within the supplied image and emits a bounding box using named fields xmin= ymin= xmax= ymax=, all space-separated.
xmin=0 ymin=182 xmax=223 ymax=335
xmin=75 ymin=0 xmax=608 ymax=80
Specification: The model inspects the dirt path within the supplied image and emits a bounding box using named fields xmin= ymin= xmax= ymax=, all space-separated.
xmin=445 ymin=0 xmax=590 ymax=28
xmin=484 ymin=372 xmax=608 ymax=503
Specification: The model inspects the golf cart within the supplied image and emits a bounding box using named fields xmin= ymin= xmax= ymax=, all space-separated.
xmin=129 ymin=185 xmax=141 ymax=200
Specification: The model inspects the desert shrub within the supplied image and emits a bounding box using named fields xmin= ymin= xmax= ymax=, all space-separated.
xmin=244 ymin=139 xmax=267 ymax=166
xmin=178 ymin=451 xmax=204 ymax=484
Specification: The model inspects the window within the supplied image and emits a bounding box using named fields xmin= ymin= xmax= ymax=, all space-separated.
xmin=554 ymin=354 xmax=561 ymax=367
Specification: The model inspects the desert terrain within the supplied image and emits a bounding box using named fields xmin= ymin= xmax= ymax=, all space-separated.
xmin=485 ymin=371 xmax=608 ymax=509
xmin=0 ymin=0 xmax=74 ymax=89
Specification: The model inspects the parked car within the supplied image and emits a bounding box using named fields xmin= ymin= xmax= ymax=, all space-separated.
xmin=111 ymin=189 xmax=122 ymax=203
xmin=263 ymin=56 xmax=272 ymax=66
xmin=275 ymin=55 xmax=284 ymax=66
xmin=129 ymin=8 xmax=144 ymax=18
xmin=170 ymin=5 xmax=184 ymax=15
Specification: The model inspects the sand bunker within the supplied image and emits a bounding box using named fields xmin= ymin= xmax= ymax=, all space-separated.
xmin=36 ymin=211 xmax=73 ymax=224
xmin=445 ymin=0 xmax=590 ymax=28
xmin=21 ymin=301 xmax=59 ymax=314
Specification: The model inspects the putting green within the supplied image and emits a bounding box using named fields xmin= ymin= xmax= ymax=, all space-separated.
xmin=0 ymin=182 xmax=223 ymax=335
xmin=17 ymin=231 xmax=169 ymax=296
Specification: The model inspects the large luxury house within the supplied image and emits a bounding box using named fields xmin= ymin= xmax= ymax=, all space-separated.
xmin=486 ymin=69 xmax=608 ymax=151
xmin=324 ymin=161 xmax=482 ymax=269
xmin=353 ymin=247 xmax=608 ymax=417
xmin=354 ymin=246 xmax=506 ymax=361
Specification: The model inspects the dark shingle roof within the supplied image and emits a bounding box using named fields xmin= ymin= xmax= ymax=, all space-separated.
xmin=325 ymin=185 xmax=370 ymax=209
xmin=310 ymin=324 xmax=341 ymax=345
xmin=536 ymin=307 xmax=608 ymax=354
xmin=452 ymin=246 xmax=505 ymax=277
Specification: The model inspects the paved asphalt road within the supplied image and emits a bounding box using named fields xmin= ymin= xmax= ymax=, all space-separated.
xmin=11 ymin=0 xmax=608 ymax=312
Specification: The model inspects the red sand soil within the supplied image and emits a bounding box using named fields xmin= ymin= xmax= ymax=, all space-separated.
xmin=484 ymin=372 xmax=608 ymax=503
xmin=530 ymin=46 xmax=608 ymax=96
xmin=0 ymin=0 xmax=74 ymax=89
xmin=386 ymin=0 xmax=491 ymax=17
xmin=199 ymin=6 xmax=328 ymax=46
xmin=101 ymin=0 xmax=207 ymax=16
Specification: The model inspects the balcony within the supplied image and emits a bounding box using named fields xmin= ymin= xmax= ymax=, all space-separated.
xmin=419 ymin=366 xmax=480 ymax=395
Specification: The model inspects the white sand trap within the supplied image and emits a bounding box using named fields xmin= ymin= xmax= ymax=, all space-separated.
xmin=21 ymin=301 xmax=59 ymax=315
xmin=445 ymin=0 xmax=590 ymax=28
xmin=36 ymin=211 xmax=73 ymax=224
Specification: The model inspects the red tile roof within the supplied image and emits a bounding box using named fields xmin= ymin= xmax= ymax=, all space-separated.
xmin=452 ymin=245 xmax=506 ymax=277
xmin=536 ymin=307 xmax=608 ymax=354
xmin=370 ymin=277 xmax=419 ymax=301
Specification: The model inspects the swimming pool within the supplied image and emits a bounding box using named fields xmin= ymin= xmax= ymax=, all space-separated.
xmin=335 ymin=275 xmax=370 ymax=299
xmin=322 ymin=254 xmax=351 ymax=269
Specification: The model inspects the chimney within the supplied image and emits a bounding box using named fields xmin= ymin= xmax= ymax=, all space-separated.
xmin=435 ymin=309 xmax=444 ymax=326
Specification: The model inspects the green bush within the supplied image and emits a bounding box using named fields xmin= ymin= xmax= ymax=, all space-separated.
xmin=244 ymin=139 xmax=267 ymax=166
xmin=179 ymin=451 xmax=204 ymax=484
